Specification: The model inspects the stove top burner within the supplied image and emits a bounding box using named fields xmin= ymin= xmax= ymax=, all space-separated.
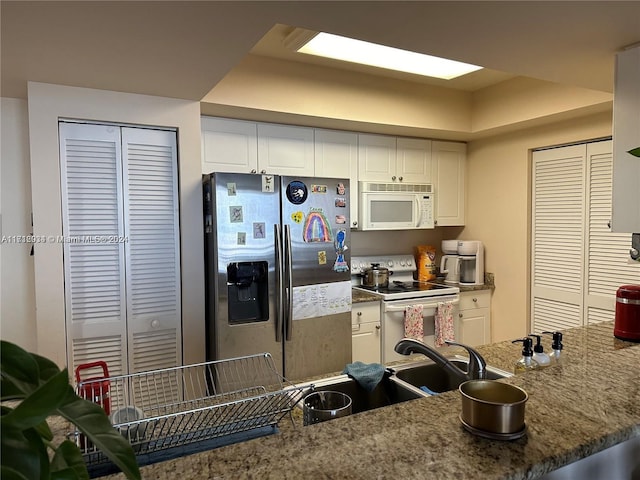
xmin=357 ymin=281 xmax=452 ymax=294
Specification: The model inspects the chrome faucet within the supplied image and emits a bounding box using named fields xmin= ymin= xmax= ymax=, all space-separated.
xmin=394 ymin=338 xmax=487 ymax=383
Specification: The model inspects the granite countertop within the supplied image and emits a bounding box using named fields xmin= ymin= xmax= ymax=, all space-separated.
xmin=97 ymin=321 xmax=639 ymax=479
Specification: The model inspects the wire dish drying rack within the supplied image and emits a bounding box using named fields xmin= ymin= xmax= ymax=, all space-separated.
xmin=73 ymin=353 xmax=312 ymax=477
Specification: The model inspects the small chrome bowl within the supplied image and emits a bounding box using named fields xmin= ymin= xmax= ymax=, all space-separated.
xmin=459 ymin=380 xmax=528 ymax=434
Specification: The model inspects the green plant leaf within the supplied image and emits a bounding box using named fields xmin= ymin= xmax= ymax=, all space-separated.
xmin=35 ymin=418 xmax=54 ymax=441
xmin=1 ymin=377 xmax=25 ymax=401
xmin=627 ymin=147 xmax=640 ymax=158
xmin=51 ymin=439 xmax=90 ymax=480
xmin=1 ymin=425 xmax=50 ymax=480
xmin=57 ymin=396 xmax=141 ymax=480
xmin=33 ymin=351 xmax=64 ymax=382
xmin=0 ymin=465 xmax=30 ymax=480
xmin=2 ymin=369 xmax=71 ymax=430
xmin=0 ymin=340 xmax=42 ymax=395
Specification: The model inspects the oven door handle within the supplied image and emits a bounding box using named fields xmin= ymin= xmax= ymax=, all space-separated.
xmin=385 ymin=299 xmax=459 ymax=312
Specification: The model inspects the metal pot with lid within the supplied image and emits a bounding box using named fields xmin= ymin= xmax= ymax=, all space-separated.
xmin=361 ymin=263 xmax=393 ymax=288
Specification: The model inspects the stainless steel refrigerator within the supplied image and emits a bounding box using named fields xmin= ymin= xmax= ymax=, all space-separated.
xmin=203 ymin=172 xmax=352 ymax=380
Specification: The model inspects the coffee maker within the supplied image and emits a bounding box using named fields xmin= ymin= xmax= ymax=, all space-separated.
xmin=458 ymin=240 xmax=484 ymax=286
xmin=440 ymin=240 xmax=461 ymax=284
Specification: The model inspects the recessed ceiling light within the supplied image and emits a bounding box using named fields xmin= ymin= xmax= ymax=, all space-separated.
xmin=290 ymin=31 xmax=483 ymax=80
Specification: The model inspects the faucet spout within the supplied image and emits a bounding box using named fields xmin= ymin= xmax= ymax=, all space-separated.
xmin=394 ymin=338 xmax=487 ymax=383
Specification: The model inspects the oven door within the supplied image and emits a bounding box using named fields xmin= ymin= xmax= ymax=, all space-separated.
xmin=381 ymin=295 xmax=459 ymax=363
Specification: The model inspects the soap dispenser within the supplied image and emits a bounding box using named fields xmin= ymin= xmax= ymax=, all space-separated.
xmin=528 ymin=334 xmax=551 ymax=368
xmin=543 ymin=331 xmax=564 ymax=365
xmin=512 ymin=337 xmax=539 ymax=374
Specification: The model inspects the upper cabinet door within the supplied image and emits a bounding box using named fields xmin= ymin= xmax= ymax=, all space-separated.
xmin=314 ymin=129 xmax=359 ymax=228
xmin=611 ymin=44 xmax=640 ymax=233
xmin=201 ymin=117 xmax=258 ymax=174
xmin=397 ymin=138 xmax=432 ymax=183
xmin=257 ymin=123 xmax=315 ymax=176
xmin=358 ymin=133 xmax=397 ymax=182
xmin=432 ymin=141 xmax=466 ymax=226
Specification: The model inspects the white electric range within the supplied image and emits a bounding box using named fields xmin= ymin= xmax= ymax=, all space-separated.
xmin=352 ymin=255 xmax=460 ymax=363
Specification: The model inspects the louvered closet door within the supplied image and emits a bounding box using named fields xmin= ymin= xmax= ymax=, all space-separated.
xmin=60 ymin=123 xmax=127 ymax=376
xmin=585 ymin=140 xmax=639 ymax=324
xmin=121 ymin=128 xmax=181 ymax=375
xmin=531 ymin=145 xmax=585 ymax=332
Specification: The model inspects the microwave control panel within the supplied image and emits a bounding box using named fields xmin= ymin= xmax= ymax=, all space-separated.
xmin=419 ymin=194 xmax=434 ymax=228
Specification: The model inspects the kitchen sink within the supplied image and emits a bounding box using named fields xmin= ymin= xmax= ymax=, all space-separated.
xmin=391 ymin=356 xmax=512 ymax=394
xmin=302 ymin=371 xmax=425 ymax=414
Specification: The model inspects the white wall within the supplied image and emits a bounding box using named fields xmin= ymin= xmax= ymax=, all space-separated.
xmin=1 ymin=98 xmax=37 ymax=351
xmin=466 ymin=110 xmax=612 ymax=342
xmin=26 ymin=83 xmax=205 ymax=368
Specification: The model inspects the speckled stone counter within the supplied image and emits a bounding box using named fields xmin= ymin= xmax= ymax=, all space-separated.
xmin=97 ymin=321 xmax=638 ymax=480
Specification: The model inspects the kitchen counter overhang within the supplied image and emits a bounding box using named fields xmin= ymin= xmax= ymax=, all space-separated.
xmin=101 ymin=322 xmax=639 ymax=479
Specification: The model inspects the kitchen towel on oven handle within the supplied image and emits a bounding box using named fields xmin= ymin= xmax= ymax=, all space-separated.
xmin=435 ymin=301 xmax=455 ymax=347
xmin=404 ymin=304 xmax=424 ymax=340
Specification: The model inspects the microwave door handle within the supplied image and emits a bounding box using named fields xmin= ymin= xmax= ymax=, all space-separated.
xmin=415 ymin=196 xmax=421 ymax=227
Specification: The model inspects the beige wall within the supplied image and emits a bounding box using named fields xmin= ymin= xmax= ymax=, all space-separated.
xmin=26 ymin=83 xmax=205 ymax=368
xmin=465 ymin=110 xmax=613 ymax=342
xmin=1 ymin=98 xmax=37 ymax=351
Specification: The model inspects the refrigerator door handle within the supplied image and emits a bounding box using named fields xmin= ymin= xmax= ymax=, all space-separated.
xmin=275 ymin=224 xmax=283 ymax=342
xmin=284 ymin=224 xmax=293 ymax=341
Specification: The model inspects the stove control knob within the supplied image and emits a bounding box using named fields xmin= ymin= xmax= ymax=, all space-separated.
xmin=400 ymin=260 xmax=405 ymax=266
xmin=387 ymin=260 xmax=394 ymax=268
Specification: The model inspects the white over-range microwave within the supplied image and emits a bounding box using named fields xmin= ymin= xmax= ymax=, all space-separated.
xmin=358 ymin=181 xmax=435 ymax=230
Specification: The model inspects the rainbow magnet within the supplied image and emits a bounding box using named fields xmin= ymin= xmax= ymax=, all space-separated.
xmin=303 ymin=208 xmax=332 ymax=243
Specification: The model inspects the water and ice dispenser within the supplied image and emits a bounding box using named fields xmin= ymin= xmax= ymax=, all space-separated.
xmin=227 ymin=261 xmax=269 ymax=324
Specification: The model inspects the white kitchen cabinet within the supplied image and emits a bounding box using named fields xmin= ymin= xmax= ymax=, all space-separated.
xmin=432 ymin=140 xmax=466 ymax=226
xmin=397 ymin=137 xmax=433 ymax=183
xmin=314 ymin=129 xmax=359 ymax=228
xmin=257 ymin=123 xmax=315 ymax=176
xmin=201 ymin=116 xmax=258 ymax=174
xmin=358 ymin=133 xmax=397 ymax=182
xmin=201 ymin=117 xmax=315 ymax=176
xmin=611 ymin=44 xmax=640 ymax=233
xmin=458 ymin=290 xmax=491 ymax=347
xmin=358 ymin=134 xmax=432 ymax=184
xmin=351 ymin=301 xmax=382 ymax=364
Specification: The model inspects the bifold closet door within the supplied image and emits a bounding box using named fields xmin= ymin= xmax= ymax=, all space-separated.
xmin=60 ymin=123 xmax=128 ymax=376
xmin=121 ymin=127 xmax=182 ymax=375
xmin=60 ymin=123 xmax=181 ymax=379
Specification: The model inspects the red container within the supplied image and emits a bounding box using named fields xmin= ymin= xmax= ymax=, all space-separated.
xmin=614 ymin=285 xmax=640 ymax=342
xmin=75 ymin=361 xmax=111 ymax=414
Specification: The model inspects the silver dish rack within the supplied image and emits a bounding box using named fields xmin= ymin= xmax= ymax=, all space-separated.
xmin=73 ymin=353 xmax=311 ymax=477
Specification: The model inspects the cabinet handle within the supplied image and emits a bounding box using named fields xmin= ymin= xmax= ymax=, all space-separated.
xmin=250 ymin=169 xmax=257 ymax=174
xmin=352 ymin=221 xmax=358 ymax=227
xmin=473 ymin=298 xmax=477 ymax=303
xmin=261 ymin=169 xmax=266 ymax=174
xmin=392 ymin=176 xmax=397 ymax=181
xmin=151 ymin=319 xmax=160 ymax=328
xmin=399 ymin=176 xmax=403 ymax=181
xmin=357 ymin=312 xmax=362 ymax=317
xmin=375 ymin=324 xmax=381 ymax=330
xmin=459 ymin=313 xmax=463 ymax=318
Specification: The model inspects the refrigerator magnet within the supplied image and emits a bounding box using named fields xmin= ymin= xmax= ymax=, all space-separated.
xmin=333 ymin=229 xmax=349 ymax=273
xmin=318 ymin=251 xmax=327 ymax=265
xmin=291 ymin=211 xmax=304 ymax=223
xmin=261 ymin=175 xmax=275 ymax=193
xmin=229 ymin=206 xmax=243 ymax=223
xmin=337 ymin=183 xmax=346 ymax=195
xmin=303 ymin=208 xmax=332 ymax=243
xmin=335 ymin=215 xmax=346 ymax=224
xmin=237 ymin=232 xmax=246 ymax=245
xmin=226 ymin=183 xmax=237 ymax=196
xmin=311 ymin=184 xmax=327 ymax=194
xmin=286 ymin=181 xmax=307 ymax=204
xmin=335 ymin=198 xmax=346 ymax=208
xmin=253 ymin=222 xmax=266 ymax=239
